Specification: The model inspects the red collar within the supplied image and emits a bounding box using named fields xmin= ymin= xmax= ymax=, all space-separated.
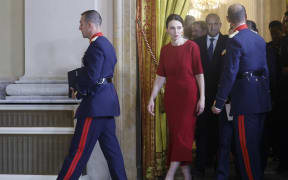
xmin=90 ymin=32 xmax=103 ymax=43
xmin=234 ymin=24 xmax=248 ymax=32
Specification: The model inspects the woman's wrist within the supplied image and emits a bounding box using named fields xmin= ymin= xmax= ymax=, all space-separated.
xmin=199 ymin=96 xmax=205 ymax=101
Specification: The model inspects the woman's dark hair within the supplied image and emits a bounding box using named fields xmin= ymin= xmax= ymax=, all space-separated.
xmin=166 ymin=14 xmax=184 ymax=28
xmin=246 ymin=20 xmax=258 ymax=32
xmin=269 ymin=20 xmax=282 ymax=29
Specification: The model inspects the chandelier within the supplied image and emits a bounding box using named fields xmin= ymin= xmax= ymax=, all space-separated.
xmin=191 ymin=0 xmax=227 ymax=10
xmin=188 ymin=0 xmax=228 ymax=18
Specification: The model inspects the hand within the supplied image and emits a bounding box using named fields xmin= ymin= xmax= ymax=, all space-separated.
xmin=70 ymin=87 xmax=78 ymax=99
xmin=196 ymin=97 xmax=205 ymax=116
xmin=147 ymin=98 xmax=155 ymax=116
xmin=211 ymin=101 xmax=221 ymax=114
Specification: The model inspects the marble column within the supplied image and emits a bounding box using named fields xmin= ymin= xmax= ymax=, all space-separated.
xmin=4 ymin=0 xmax=89 ymax=101
xmin=113 ymin=0 xmax=137 ymax=179
xmin=5 ymin=0 xmax=116 ymax=102
xmin=87 ymin=0 xmax=137 ymax=179
xmin=85 ymin=2 xmax=114 ymax=180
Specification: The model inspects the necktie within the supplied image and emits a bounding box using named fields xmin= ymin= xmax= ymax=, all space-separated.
xmin=208 ymin=38 xmax=215 ymax=61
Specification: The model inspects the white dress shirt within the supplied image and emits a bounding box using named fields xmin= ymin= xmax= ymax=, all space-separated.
xmin=206 ymin=33 xmax=219 ymax=53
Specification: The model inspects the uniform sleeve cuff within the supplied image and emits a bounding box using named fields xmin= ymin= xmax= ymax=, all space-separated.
xmin=215 ymin=98 xmax=226 ymax=110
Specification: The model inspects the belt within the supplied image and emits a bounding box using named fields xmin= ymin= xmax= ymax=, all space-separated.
xmin=77 ymin=78 xmax=113 ymax=97
xmin=236 ymin=71 xmax=264 ymax=79
xmin=96 ymin=77 xmax=113 ymax=85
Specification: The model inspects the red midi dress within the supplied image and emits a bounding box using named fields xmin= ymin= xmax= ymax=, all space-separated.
xmin=157 ymin=40 xmax=203 ymax=163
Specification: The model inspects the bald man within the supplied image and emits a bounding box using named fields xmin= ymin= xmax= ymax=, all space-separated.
xmin=193 ymin=13 xmax=228 ymax=179
xmin=212 ymin=4 xmax=271 ymax=180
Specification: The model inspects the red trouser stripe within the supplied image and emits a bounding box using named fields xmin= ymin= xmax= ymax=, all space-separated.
xmin=238 ymin=115 xmax=254 ymax=180
xmin=63 ymin=117 xmax=92 ymax=180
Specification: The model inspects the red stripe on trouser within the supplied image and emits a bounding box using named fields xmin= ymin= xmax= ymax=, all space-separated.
xmin=63 ymin=117 xmax=92 ymax=180
xmin=238 ymin=115 xmax=254 ymax=180
xmin=238 ymin=116 xmax=249 ymax=174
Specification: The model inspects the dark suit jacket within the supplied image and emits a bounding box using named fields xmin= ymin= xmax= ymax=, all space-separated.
xmin=215 ymin=29 xmax=271 ymax=115
xmin=279 ymin=36 xmax=288 ymax=99
xmin=74 ymin=36 xmax=120 ymax=119
xmin=266 ymin=42 xmax=281 ymax=104
xmin=195 ymin=33 xmax=228 ymax=107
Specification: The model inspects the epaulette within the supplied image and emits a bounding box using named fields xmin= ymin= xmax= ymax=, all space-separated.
xmin=229 ymin=30 xmax=239 ymax=38
xmin=251 ymin=30 xmax=258 ymax=34
xmin=90 ymin=36 xmax=99 ymax=43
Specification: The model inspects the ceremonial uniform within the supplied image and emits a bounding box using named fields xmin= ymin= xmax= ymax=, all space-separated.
xmin=57 ymin=34 xmax=127 ymax=180
xmin=214 ymin=24 xmax=271 ymax=180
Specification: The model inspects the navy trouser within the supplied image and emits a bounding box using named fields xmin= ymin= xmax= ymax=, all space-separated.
xmin=195 ymin=108 xmax=220 ymax=174
xmin=57 ymin=117 xmax=127 ymax=180
xmin=217 ymin=119 xmax=234 ymax=180
xmin=233 ymin=114 xmax=265 ymax=180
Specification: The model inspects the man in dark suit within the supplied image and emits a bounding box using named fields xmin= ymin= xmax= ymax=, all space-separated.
xmin=194 ymin=13 xmax=228 ymax=179
xmin=212 ymin=4 xmax=271 ymax=180
xmin=191 ymin=21 xmax=208 ymax=40
xmin=262 ymin=20 xmax=282 ymax=172
xmin=277 ymin=11 xmax=288 ymax=173
xmin=57 ymin=10 xmax=127 ymax=180
xmin=184 ymin=15 xmax=196 ymax=40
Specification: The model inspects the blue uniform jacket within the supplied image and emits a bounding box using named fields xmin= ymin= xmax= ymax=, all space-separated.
xmin=215 ymin=29 xmax=271 ymax=115
xmin=74 ymin=36 xmax=120 ymax=119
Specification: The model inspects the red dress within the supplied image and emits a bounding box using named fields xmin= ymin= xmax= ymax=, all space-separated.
xmin=157 ymin=40 xmax=203 ymax=163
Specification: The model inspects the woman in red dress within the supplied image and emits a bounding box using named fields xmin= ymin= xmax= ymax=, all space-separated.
xmin=148 ymin=14 xmax=205 ymax=180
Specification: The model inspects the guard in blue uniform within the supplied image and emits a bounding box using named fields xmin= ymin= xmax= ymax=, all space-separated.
xmin=212 ymin=4 xmax=271 ymax=180
xmin=57 ymin=10 xmax=127 ymax=180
